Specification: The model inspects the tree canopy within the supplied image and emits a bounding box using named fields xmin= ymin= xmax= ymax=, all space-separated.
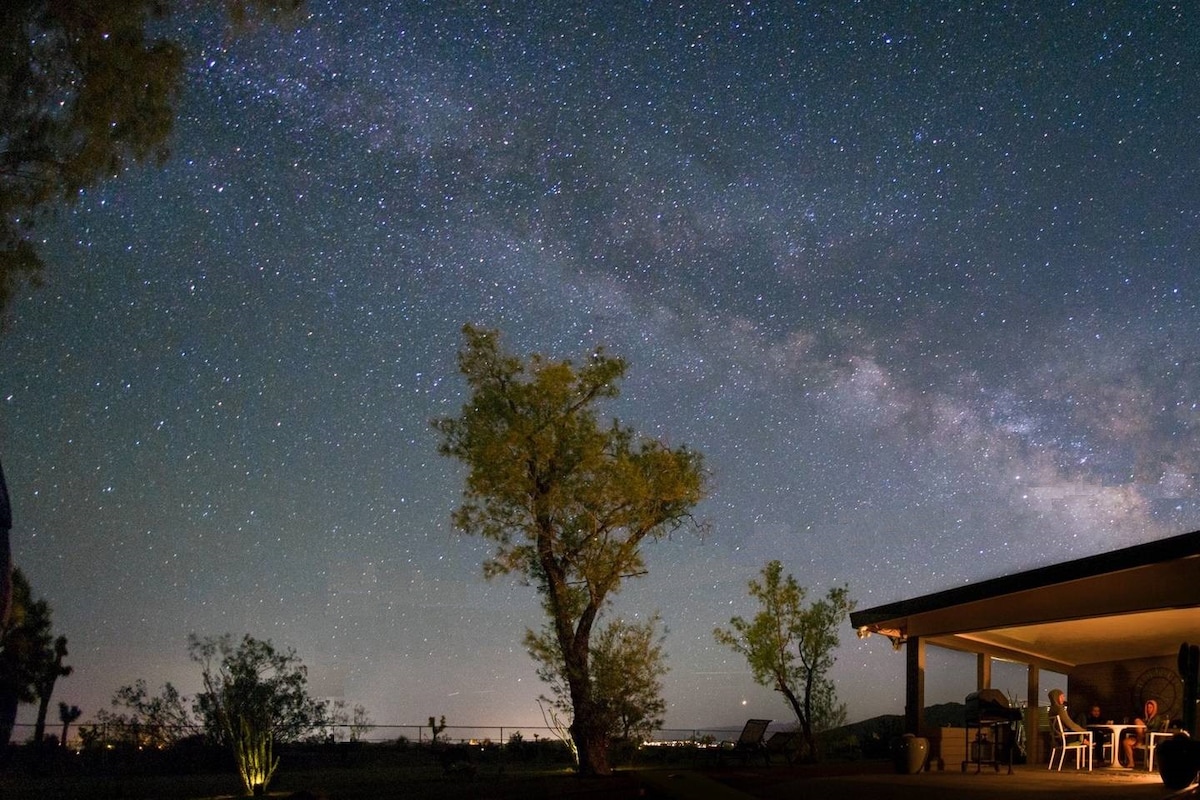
xmin=714 ymin=560 xmax=854 ymax=762
xmin=435 ymin=325 xmax=707 ymax=775
xmin=0 ymin=0 xmax=302 ymax=317
xmin=189 ymin=633 xmax=327 ymax=745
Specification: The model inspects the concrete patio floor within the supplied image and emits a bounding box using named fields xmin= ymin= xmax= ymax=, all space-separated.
xmin=639 ymin=761 xmax=1198 ymax=800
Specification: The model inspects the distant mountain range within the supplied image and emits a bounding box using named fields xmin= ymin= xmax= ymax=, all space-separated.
xmin=823 ymin=702 xmax=967 ymax=759
xmin=843 ymin=701 xmax=967 ymax=735
xmin=697 ymin=702 xmax=969 ymax=758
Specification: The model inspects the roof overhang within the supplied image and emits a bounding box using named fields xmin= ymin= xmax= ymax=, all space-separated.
xmin=850 ymin=530 xmax=1200 ymax=672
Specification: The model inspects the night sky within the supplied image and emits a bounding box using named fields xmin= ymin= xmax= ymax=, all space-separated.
xmin=3 ymin=2 xmax=1198 ymax=734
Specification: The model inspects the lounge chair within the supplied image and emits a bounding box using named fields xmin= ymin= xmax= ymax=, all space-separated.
xmin=764 ymin=730 xmax=800 ymax=764
xmin=718 ymin=718 xmax=772 ymax=765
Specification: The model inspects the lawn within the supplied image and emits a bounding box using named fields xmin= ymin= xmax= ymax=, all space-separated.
xmin=0 ymin=764 xmax=653 ymax=800
xmin=0 ymin=742 xmax=665 ymax=799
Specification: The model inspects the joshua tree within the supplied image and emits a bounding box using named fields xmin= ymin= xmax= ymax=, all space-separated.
xmin=33 ymin=635 xmax=72 ymax=745
xmin=428 ymin=715 xmax=447 ymax=745
xmin=0 ymin=569 xmax=58 ymax=747
xmin=58 ymin=702 xmax=81 ymax=748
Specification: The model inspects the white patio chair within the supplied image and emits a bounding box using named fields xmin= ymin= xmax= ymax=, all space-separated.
xmin=1049 ymin=715 xmax=1092 ymax=771
xmin=1141 ymin=730 xmax=1174 ymax=772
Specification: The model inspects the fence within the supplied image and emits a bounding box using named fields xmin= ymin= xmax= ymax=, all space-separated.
xmin=10 ymin=721 xmax=751 ymax=750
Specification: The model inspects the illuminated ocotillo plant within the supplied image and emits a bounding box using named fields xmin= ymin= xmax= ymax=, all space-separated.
xmin=231 ymin=715 xmax=277 ymax=797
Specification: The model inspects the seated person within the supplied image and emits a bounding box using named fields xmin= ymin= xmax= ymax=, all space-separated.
xmin=1077 ymin=703 xmax=1103 ymax=728
xmin=1048 ymin=689 xmax=1087 ymax=733
xmin=1120 ymin=698 xmax=1168 ymax=767
xmin=1078 ymin=703 xmax=1109 ymax=762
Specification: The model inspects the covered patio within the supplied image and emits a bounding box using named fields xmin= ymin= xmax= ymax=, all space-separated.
xmin=850 ymin=529 xmax=1200 ymax=766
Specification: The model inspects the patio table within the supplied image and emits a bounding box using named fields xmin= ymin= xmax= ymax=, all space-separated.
xmin=1087 ymin=723 xmax=1144 ymax=769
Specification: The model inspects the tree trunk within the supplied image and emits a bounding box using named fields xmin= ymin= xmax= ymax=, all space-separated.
xmin=538 ymin=518 xmax=613 ymax=776
xmin=0 ymin=458 xmax=12 ymax=628
xmin=0 ymin=529 xmax=9 ymax=629
xmin=0 ymin=461 xmax=14 ymax=753
xmin=0 ymin=690 xmax=17 ymax=748
xmin=779 ymin=680 xmax=817 ymax=763
xmin=571 ymin=707 xmax=612 ymax=776
xmin=34 ymin=693 xmax=50 ymax=745
xmin=561 ymin=644 xmax=612 ymax=775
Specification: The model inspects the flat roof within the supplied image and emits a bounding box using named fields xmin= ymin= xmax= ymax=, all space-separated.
xmin=850 ymin=529 xmax=1200 ymax=671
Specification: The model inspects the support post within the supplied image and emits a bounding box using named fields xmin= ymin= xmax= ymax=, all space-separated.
xmin=905 ymin=636 xmax=925 ymax=735
xmin=1026 ymin=663 xmax=1040 ymax=765
xmin=976 ymin=653 xmax=992 ymax=690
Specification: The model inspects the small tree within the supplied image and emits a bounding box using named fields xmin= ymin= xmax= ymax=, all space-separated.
xmin=527 ymin=614 xmax=668 ymax=746
xmin=102 ymin=679 xmax=196 ymax=747
xmin=714 ymin=560 xmax=854 ymax=762
xmin=593 ymin=616 xmax=668 ymax=743
xmin=189 ymin=634 xmax=328 ymax=796
xmin=329 ymin=700 xmax=373 ymax=742
xmin=349 ymin=703 xmax=373 ymax=742
xmin=58 ymin=702 xmax=81 ymax=748
xmin=435 ymin=325 xmax=707 ymax=776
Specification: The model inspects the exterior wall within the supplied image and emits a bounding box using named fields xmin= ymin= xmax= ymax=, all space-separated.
xmin=929 ymin=726 xmax=967 ymax=770
xmin=1069 ymin=654 xmax=1179 ymax=723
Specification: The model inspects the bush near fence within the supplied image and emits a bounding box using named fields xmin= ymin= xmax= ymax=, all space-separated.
xmin=11 ymin=721 xmax=756 ymax=750
xmin=3 ymin=721 xmax=766 ymax=776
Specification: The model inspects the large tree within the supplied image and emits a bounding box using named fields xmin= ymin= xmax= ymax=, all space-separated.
xmin=435 ymin=325 xmax=707 ymax=776
xmin=0 ymin=0 xmax=302 ymax=317
xmin=0 ymin=568 xmax=64 ymax=747
xmin=714 ymin=560 xmax=854 ymax=763
xmin=189 ymin=633 xmax=328 ymax=795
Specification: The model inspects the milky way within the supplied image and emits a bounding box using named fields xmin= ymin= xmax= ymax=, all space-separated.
xmin=2 ymin=2 xmax=1197 ymax=734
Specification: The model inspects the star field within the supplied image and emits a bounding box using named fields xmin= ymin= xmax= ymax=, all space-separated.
xmin=2 ymin=2 xmax=1198 ymax=732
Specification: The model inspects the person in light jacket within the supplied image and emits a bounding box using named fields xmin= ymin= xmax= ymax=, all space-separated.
xmin=1048 ymin=689 xmax=1087 ymax=733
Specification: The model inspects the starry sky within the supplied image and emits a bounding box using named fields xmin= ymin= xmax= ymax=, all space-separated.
xmin=2 ymin=2 xmax=1198 ymax=736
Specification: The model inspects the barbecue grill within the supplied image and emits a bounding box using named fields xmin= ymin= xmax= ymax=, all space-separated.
xmin=963 ymin=689 xmax=1023 ymax=773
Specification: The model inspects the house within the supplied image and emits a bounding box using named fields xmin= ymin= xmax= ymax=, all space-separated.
xmin=849 ymin=529 xmax=1200 ymax=764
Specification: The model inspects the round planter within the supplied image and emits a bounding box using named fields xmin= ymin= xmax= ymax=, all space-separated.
xmin=893 ymin=733 xmax=929 ymax=774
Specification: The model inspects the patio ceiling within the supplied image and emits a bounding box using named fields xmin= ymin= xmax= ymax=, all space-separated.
xmin=926 ymin=608 xmax=1200 ymax=672
xmin=851 ymin=530 xmax=1200 ymax=672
